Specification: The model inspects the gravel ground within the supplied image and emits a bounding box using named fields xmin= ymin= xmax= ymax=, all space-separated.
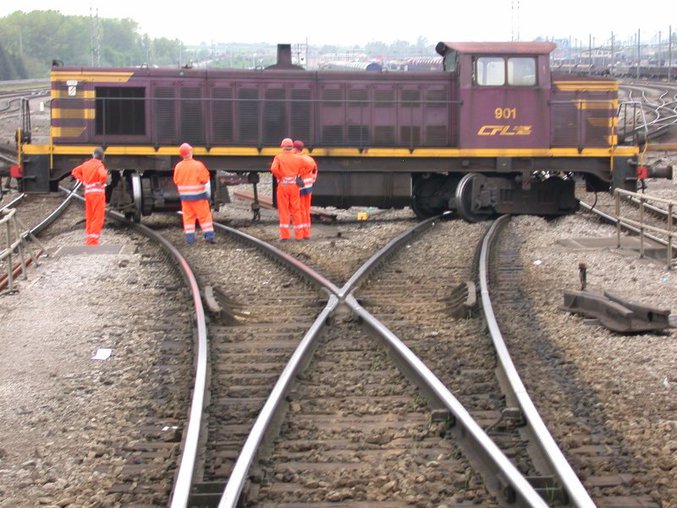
xmin=0 ymin=218 xmax=192 ymax=507
xmin=506 ymin=185 xmax=676 ymax=505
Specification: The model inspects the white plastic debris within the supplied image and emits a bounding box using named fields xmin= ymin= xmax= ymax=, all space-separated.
xmin=533 ymin=259 xmax=543 ymax=265
xmin=92 ymin=348 xmax=112 ymax=360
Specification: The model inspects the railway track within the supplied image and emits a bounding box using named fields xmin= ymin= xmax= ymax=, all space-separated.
xmin=150 ymin=210 xmax=620 ymax=507
xmin=619 ymin=82 xmax=677 ymax=144
xmin=1 ymin=192 xmax=674 ymax=505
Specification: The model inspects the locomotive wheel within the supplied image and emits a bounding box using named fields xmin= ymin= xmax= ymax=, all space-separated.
xmin=128 ymin=172 xmax=143 ymax=223
xmin=455 ymin=173 xmax=486 ymax=222
xmin=411 ymin=174 xmax=453 ymax=219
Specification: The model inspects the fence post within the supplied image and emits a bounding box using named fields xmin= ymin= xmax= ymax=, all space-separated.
xmin=615 ymin=190 xmax=621 ymax=248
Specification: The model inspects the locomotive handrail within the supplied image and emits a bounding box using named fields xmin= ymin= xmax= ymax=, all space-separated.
xmin=614 ymin=188 xmax=675 ymax=268
xmin=617 ymin=99 xmax=650 ymax=142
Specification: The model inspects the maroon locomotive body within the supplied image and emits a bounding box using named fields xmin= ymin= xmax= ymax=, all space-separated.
xmin=18 ymin=41 xmax=668 ymax=221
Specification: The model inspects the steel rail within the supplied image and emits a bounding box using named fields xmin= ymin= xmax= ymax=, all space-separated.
xmin=217 ymin=295 xmax=339 ymax=507
xmin=344 ymin=293 xmax=549 ymax=507
xmin=32 ymin=184 xmax=80 ymax=235
xmin=64 ymin=187 xmax=209 ymax=508
xmin=0 ymin=193 xmax=25 ymax=212
xmin=213 ymin=221 xmax=340 ymax=294
xmin=217 ymin=213 xmax=548 ymax=507
xmin=479 ymin=215 xmax=595 ymax=507
xmin=338 ymin=213 xmax=447 ymax=298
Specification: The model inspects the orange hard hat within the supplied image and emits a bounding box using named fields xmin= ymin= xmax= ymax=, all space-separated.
xmin=179 ymin=143 xmax=193 ymax=157
xmin=280 ymin=138 xmax=293 ymax=148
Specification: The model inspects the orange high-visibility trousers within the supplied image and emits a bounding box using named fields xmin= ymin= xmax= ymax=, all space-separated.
xmin=276 ymin=183 xmax=303 ymax=240
xmin=84 ymin=192 xmax=106 ymax=246
xmin=180 ymin=199 xmax=214 ymax=244
xmin=300 ymin=192 xmax=312 ymax=238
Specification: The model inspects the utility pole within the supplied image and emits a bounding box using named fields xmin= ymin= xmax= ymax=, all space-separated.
xmin=659 ymin=31 xmax=662 ymax=66
xmin=511 ymin=0 xmax=520 ymax=42
xmin=611 ymin=32 xmax=615 ymax=76
xmin=669 ymin=25 xmax=673 ymax=81
xmin=636 ymin=29 xmax=641 ymax=80
xmin=89 ymin=7 xmax=101 ymax=66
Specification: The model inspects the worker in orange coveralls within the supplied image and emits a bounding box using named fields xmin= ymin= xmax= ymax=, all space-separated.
xmin=270 ymin=138 xmax=305 ymax=240
xmin=173 ymin=143 xmax=215 ymax=245
xmin=71 ymin=147 xmax=109 ymax=246
xmin=292 ymin=140 xmax=318 ymax=239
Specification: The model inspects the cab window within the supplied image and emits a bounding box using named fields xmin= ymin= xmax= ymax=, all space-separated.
xmin=443 ymin=50 xmax=458 ymax=72
xmin=508 ymin=57 xmax=536 ymax=86
xmin=474 ymin=56 xmax=537 ymax=87
xmin=475 ymin=57 xmax=505 ymax=86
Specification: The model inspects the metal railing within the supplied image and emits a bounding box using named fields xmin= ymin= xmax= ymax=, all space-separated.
xmin=614 ymin=188 xmax=676 ymax=268
xmin=0 ymin=207 xmax=49 ymax=293
xmin=1 ymin=208 xmax=28 ymax=292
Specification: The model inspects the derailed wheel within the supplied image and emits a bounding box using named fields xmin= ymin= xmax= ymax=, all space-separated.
xmin=411 ymin=174 xmax=458 ymax=219
xmin=128 ymin=172 xmax=143 ymax=223
xmin=455 ymin=173 xmax=487 ymax=222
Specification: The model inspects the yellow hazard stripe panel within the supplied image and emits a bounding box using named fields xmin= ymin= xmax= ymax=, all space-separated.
xmin=576 ymin=101 xmax=616 ymax=110
xmin=21 ymin=145 xmax=640 ymax=157
xmin=51 ymin=71 xmax=134 ymax=83
xmin=51 ymin=90 xmax=96 ymax=99
xmin=51 ymin=127 xmax=86 ymax=138
xmin=553 ymin=81 xmax=619 ymax=92
xmin=587 ymin=117 xmax=614 ymax=128
xmin=52 ymin=109 xmax=95 ymax=120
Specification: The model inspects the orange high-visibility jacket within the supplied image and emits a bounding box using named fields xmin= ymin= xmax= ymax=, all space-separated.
xmin=173 ymin=158 xmax=210 ymax=201
xmin=72 ymin=158 xmax=107 ymax=192
xmin=270 ymin=151 xmax=305 ymax=185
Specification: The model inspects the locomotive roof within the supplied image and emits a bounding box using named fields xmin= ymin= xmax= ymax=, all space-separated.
xmin=435 ymin=41 xmax=557 ymax=56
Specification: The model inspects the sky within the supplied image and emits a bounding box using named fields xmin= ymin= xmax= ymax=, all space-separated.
xmin=0 ymin=0 xmax=674 ymax=48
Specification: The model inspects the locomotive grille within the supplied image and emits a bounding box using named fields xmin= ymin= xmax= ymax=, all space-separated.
xmin=401 ymin=90 xmax=421 ymax=108
xmin=291 ymin=89 xmax=311 ymax=143
xmin=238 ymin=88 xmax=260 ymax=143
xmin=322 ymin=89 xmax=343 ymax=107
xmin=263 ymin=88 xmax=287 ymax=145
xmin=401 ymin=126 xmax=421 ymax=146
xmin=212 ymin=88 xmax=234 ymax=144
xmin=154 ymin=87 xmax=176 ymax=143
xmin=348 ymin=89 xmax=368 ymax=107
xmin=180 ymin=87 xmax=204 ymax=144
xmin=425 ymin=89 xmax=447 ymax=108
xmin=95 ymin=87 xmax=145 ymax=136
xmin=375 ymin=89 xmax=395 ymax=108
xmin=426 ymin=125 xmax=448 ymax=146
xmin=347 ymin=125 xmax=369 ymax=145
xmin=374 ymin=126 xmax=396 ymax=145
xmin=322 ymin=126 xmax=344 ymax=145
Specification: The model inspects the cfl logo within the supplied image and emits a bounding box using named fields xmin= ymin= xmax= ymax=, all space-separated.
xmin=477 ymin=125 xmax=532 ymax=136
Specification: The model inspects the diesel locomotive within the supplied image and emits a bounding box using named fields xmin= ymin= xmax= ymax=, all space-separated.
xmin=15 ymin=41 xmax=672 ymax=221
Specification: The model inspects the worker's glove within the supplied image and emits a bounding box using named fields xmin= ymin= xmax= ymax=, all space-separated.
xmin=295 ymin=176 xmax=303 ymax=187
